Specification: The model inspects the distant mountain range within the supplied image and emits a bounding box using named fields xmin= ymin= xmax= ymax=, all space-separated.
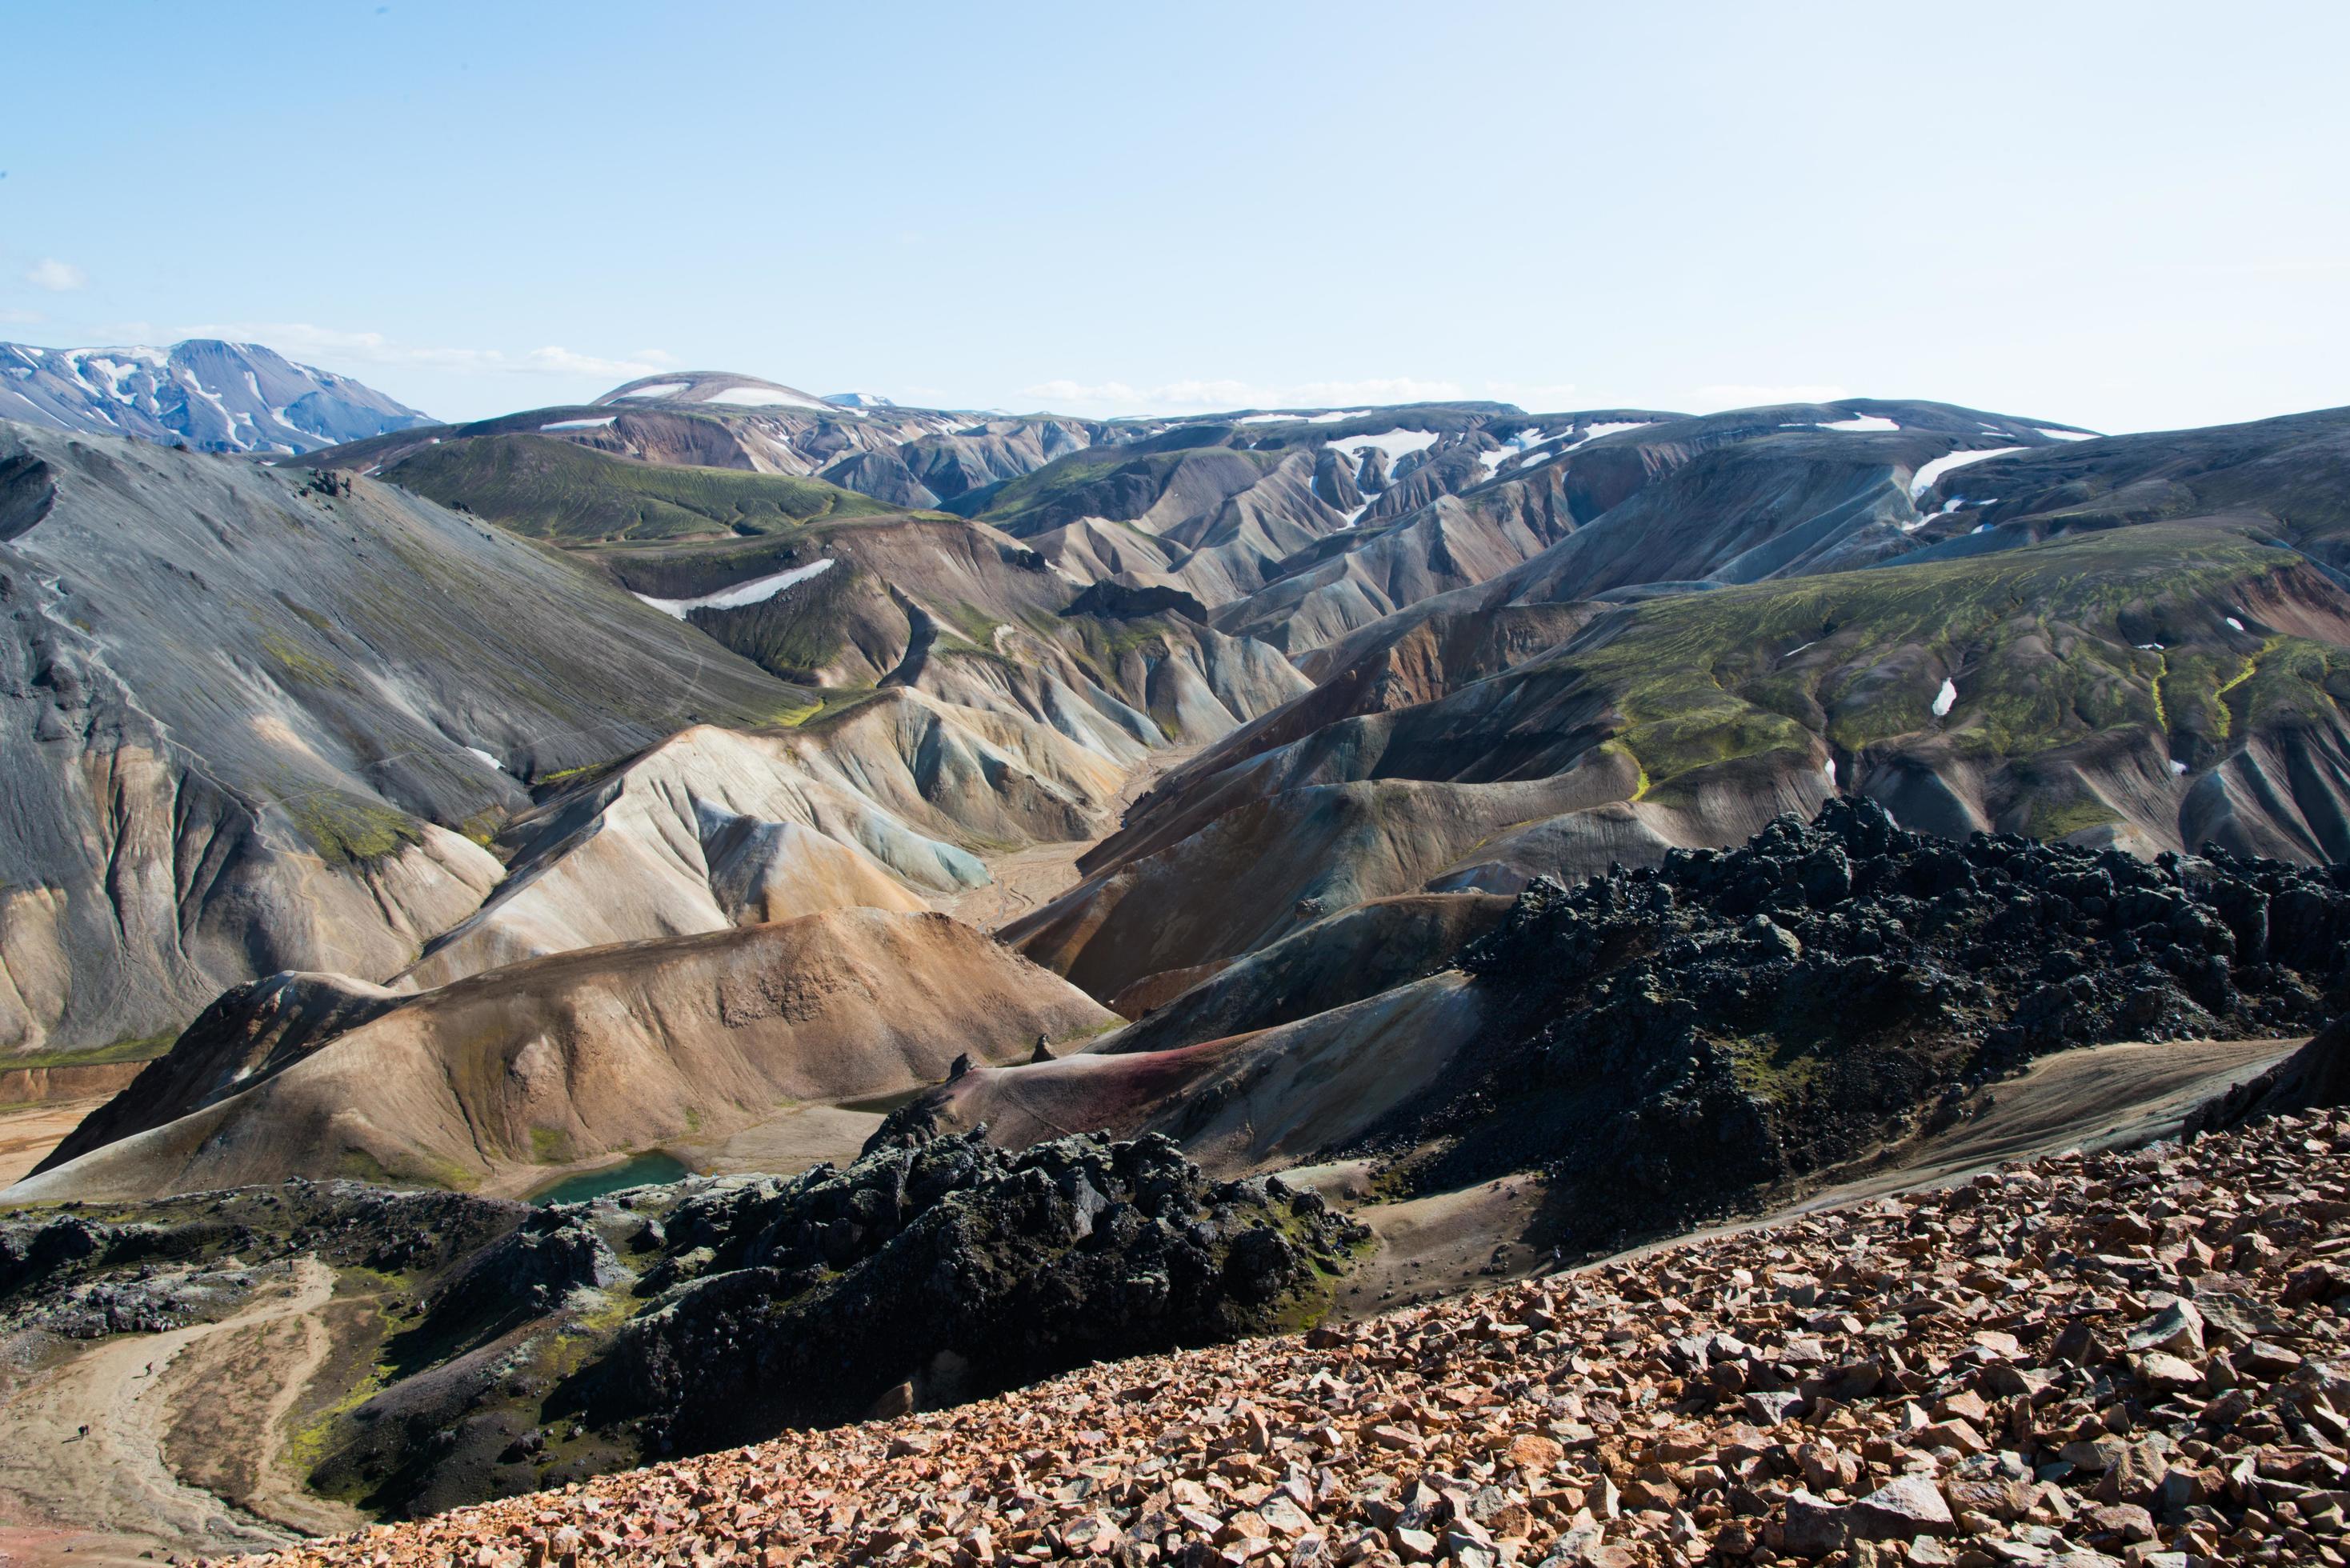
xmin=0 ymin=338 xmax=431 ymax=453
xmin=10 ymin=355 xmax=2350 ymax=1538
xmin=10 ymin=370 xmax=2344 ymax=1075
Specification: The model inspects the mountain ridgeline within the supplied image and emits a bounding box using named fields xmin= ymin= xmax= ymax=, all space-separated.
xmin=7 ymin=370 xmax=2350 ymax=1537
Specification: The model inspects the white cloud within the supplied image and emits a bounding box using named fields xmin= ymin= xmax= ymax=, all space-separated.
xmin=519 ymin=345 xmax=676 ymax=378
xmin=1690 ymin=382 xmax=1851 ymax=410
xmin=177 ymin=322 xmax=672 ymax=381
xmin=1016 ymin=375 xmax=1635 ymax=417
xmin=182 ymin=322 xmax=494 ymax=370
xmin=1481 ymin=380 xmax=1584 ymax=408
xmin=24 ymin=258 xmax=87 ymax=292
xmin=0 ymin=306 xmax=46 ymax=326
xmin=1019 ymin=375 xmax=1471 ymax=415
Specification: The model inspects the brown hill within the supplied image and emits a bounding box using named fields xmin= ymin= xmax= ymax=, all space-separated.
xmin=11 ymin=909 xmax=1110 ymax=1202
xmin=891 ymin=970 xmax=1492 ymax=1173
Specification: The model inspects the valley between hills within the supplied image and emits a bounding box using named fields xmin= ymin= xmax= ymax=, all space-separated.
xmin=6 ymin=350 xmax=2350 ymax=1568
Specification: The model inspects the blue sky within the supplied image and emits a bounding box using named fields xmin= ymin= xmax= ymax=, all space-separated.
xmin=4 ymin=1 xmax=2344 ymax=430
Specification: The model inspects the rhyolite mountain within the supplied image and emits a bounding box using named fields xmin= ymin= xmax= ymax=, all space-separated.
xmin=0 ymin=422 xmax=823 ymax=1058
xmin=0 ymin=384 xmax=2332 ymax=1053
xmin=12 ymin=374 xmax=2350 ymax=1535
xmin=0 ymin=338 xmax=430 ymax=453
xmin=5 ymin=380 xmax=2348 ymax=1182
xmin=6 ymin=386 xmax=2346 ymax=1081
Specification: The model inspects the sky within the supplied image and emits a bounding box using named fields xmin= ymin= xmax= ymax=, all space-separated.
xmin=3 ymin=1 xmax=2345 ymax=432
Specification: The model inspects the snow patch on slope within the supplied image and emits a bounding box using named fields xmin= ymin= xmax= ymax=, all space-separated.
xmin=1325 ymin=430 xmax=1441 ymax=464
xmin=1547 ymin=420 xmax=1658 ymax=458
xmin=635 ymin=558 xmax=838 ymax=619
xmin=709 ymin=386 xmax=834 ymax=411
xmin=1477 ymin=429 xmax=1554 ymax=477
xmin=1908 ymin=446 xmax=2024 ymax=500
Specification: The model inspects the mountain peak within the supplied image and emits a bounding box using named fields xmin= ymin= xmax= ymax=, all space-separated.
xmin=0 ymin=337 xmax=429 ymax=454
xmin=593 ymin=370 xmax=838 ymax=413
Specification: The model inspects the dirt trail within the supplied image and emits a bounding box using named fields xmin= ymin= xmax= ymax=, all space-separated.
xmin=1301 ymin=1034 xmax=2296 ymax=1318
xmin=942 ymin=746 xmax=1198 ymax=935
xmin=1595 ymin=1034 xmax=2297 ymax=1275
xmin=1288 ymin=1162 xmax=1552 ymax=1321
xmin=1791 ymin=1034 xmax=2296 ymax=1211
xmin=208 ymin=1281 xmax=366 ymax=1538
xmin=0 ymin=1257 xmax=347 ymax=1568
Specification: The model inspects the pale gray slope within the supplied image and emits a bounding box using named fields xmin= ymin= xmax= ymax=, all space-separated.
xmin=0 ymin=421 xmax=813 ymax=1055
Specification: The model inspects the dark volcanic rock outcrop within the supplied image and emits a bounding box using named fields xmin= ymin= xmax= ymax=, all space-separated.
xmin=599 ymin=1130 xmax=1363 ymax=1452
xmin=2 ymin=1136 xmax=1362 ymax=1519
xmin=0 ymin=1182 xmax=522 ymax=1337
xmin=1063 ymin=579 xmax=1209 ymax=623
xmin=1399 ymin=796 xmax=2350 ymax=1248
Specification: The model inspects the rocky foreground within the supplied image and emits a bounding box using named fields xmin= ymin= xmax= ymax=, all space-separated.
xmin=216 ymin=1110 xmax=2350 ymax=1568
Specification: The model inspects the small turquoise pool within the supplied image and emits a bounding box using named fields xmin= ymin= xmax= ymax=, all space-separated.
xmin=530 ymin=1151 xmax=690 ymax=1206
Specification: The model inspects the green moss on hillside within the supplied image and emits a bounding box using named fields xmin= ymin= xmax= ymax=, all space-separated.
xmin=383 ymin=434 xmax=891 ymax=544
xmin=2240 ymin=637 xmax=2350 ymax=732
xmin=2 ymin=1033 xmax=178 ymax=1072
xmin=1547 ymin=527 xmax=2321 ymax=798
xmin=677 ymin=556 xmax=863 ymax=681
xmin=258 ymin=629 xmax=352 ymax=689
xmin=972 ymin=445 xmax=1280 ymax=537
xmin=281 ymin=790 xmax=425 ymax=866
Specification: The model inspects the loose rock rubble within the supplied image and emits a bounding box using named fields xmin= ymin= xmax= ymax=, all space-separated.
xmin=216 ymin=1108 xmax=2350 ymax=1568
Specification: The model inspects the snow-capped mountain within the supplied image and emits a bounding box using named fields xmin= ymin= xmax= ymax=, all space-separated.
xmin=0 ymin=338 xmax=430 ymax=454
xmin=594 ymin=370 xmax=840 ymax=413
